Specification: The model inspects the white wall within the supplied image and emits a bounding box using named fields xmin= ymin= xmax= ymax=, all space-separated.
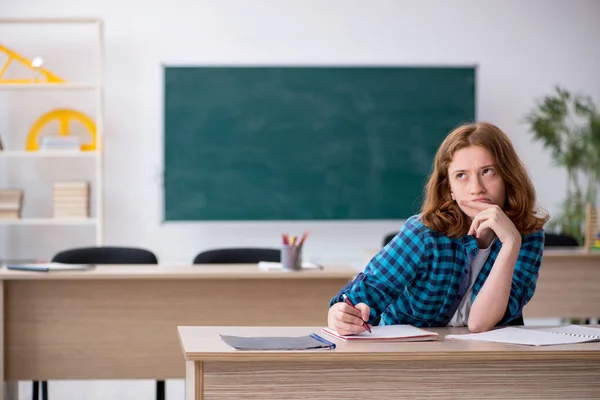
xmin=2 ymin=0 xmax=600 ymax=267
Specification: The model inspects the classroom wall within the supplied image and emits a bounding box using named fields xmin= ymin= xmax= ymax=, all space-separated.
xmin=2 ymin=0 xmax=600 ymax=267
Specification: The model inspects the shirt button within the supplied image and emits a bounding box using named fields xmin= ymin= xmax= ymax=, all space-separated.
xmin=464 ymin=268 xmax=469 ymax=274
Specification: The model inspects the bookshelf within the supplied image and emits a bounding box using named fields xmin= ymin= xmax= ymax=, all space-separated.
xmin=0 ymin=150 xmax=97 ymax=158
xmin=0 ymin=218 xmax=97 ymax=226
xmin=0 ymin=18 xmax=104 ymax=247
xmin=0 ymin=83 xmax=98 ymax=90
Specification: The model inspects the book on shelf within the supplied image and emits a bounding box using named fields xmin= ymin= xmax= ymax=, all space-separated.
xmin=53 ymin=181 xmax=90 ymax=189
xmin=53 ymin=181 xmax=90 ymax=218
xmin=39 ymin=136 xmax=81 ymax=151
xmin=0 ymin=210 xmax=20 ymax=219
xmin=0 ymin=189 xmax=23 ymax=219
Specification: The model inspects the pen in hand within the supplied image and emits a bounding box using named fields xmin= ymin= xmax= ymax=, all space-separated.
xmin=342 ymin=294 xmax=372 ymax=334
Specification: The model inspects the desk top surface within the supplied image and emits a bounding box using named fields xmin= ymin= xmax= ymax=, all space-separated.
xmin=0 ymin=264 xmax=357 ymax=280
xmin=177 ymin=326 xmax=600 ymax=362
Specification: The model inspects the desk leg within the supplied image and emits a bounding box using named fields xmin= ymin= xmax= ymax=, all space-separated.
xmin=0 ymin=281 xmax=17 ymax=400
xmin=2 ymin=382 xmax=18 ymax=400
xmin=186 ymin=361 xmax=204 ymax=400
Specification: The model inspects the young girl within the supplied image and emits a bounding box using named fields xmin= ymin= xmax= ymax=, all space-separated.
xmin=328 ymin=122 xmax=549 ymax=333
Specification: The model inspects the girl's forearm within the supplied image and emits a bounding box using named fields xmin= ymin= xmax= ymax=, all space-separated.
xmin=468 ymin=241 xmax=520 ymax=332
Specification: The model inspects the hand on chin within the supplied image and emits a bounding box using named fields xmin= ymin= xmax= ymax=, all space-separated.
xmin=460 ymin=205 xmax=479 ymax=220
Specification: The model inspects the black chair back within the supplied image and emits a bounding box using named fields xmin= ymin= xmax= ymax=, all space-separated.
xmin=52 ymin=246 xmax=158 ymax=264
xmin=544 ymin=233 xmax=578 ymax=247
xmin=382 ymin=232 xmax=398 ymax=247
xmin=507 ymin=315 xmax=524 ymax=326
xmin=193 ymin=248 xmax=280 ymax=264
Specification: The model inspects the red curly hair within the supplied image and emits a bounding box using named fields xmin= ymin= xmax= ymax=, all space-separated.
xmin=420 ymin=122 xmax=549 ymax=237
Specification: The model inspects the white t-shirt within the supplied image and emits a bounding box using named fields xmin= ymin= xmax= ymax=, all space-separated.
xmin=447 ymin=240 xmax=494 ymax=327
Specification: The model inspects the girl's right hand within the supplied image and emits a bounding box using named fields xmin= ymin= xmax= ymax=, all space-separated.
xmin=327 ymin=301 xmax=371 ymax=335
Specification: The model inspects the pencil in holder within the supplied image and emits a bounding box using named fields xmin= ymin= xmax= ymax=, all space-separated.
xmin=281 ymin=244 xmax=302 ymax=271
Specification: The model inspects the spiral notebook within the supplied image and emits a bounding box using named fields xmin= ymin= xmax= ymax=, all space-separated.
xmin=446 ymin=325 xmax=600 ymax=346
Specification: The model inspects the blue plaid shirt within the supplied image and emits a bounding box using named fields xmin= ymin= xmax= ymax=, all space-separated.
xmin=331 ymin=215 xmax=545 ymax=327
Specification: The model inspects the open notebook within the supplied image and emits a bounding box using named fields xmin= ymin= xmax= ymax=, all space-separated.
xmin=446 ymin=325 xmax=600 ymax=346
xmin=321 ymin=325 xmax=439 ymax=342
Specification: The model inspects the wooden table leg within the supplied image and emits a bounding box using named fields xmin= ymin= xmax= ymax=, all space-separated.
xmin=0 ymin=280 xmax=17 ymax=400
xmin=186 ymin=361 xmax=203 ymax=400
xmin=1 ymin=382 xmax=18 ymax=400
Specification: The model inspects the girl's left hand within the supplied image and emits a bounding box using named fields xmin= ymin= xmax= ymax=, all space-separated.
xmin=459 ymin=200 xmax=521 ymax=246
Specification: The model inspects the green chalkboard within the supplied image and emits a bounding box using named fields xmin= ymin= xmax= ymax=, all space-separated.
xmin=164 ymin=66 xmax=475 ymax=221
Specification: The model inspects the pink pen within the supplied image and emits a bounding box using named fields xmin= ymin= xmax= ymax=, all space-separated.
xmin=342 ymin=294 xmax=372 ymax=333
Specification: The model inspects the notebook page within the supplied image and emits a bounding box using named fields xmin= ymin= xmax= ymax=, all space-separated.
xmin=536 ymin=325 xmax=600 ymax=339
xmin=446 ymin=327 xmax=598 ymax=346
xmin=322 ymin=325 xmax=438 ymax=341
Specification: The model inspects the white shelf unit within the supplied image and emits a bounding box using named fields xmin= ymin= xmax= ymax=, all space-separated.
xmin=0 ymin=218 xmax=97 ymax=226
xmin=0 ymin=18 xmax=104 ymax=246
xmin=0 ymin=150 xmax=98 ymax=158
xmin=0 ymin=83 xmax=98 ymax=90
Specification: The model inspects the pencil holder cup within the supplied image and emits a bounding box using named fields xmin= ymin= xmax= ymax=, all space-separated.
xmin=281 ymin=244 xmax=302 ymax=271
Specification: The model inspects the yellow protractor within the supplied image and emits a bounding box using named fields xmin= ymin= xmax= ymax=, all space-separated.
xmin=0 ymin=44 xmax=64 ymax=83
xmin=26 ymin=109 xmax=96 ymax=151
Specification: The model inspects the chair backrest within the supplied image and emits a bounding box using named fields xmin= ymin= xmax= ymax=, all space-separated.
xmin=382 ymin=232 xmax=398 ymax=247
xmin=544 ymin=233 xmax=579 ymax=247
xmin=193 ymin=248 xmax=280 ymax=264
xmin=506 ymin=315 xmax=524 ymax=326
xmin=52 ymin=246 xmax=158 ymax=264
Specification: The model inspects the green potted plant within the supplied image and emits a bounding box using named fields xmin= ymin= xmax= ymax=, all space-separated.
xmin=525 ymin=86 xmax=600 ymax=244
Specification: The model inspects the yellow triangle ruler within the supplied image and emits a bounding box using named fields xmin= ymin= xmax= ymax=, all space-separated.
xmin=0 ymin=43 xmax=65 ymax=83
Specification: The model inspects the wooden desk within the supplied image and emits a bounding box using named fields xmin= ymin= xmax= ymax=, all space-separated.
xmin=178 ymin=326 xmax=600 ymax=400
xmin=0 ymin=264 xmax=356 ymax=399
xmin=364 ymin=248 xmax=600 ymax=318
xmin=526 ymin=250 xmax=600 ymax=318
